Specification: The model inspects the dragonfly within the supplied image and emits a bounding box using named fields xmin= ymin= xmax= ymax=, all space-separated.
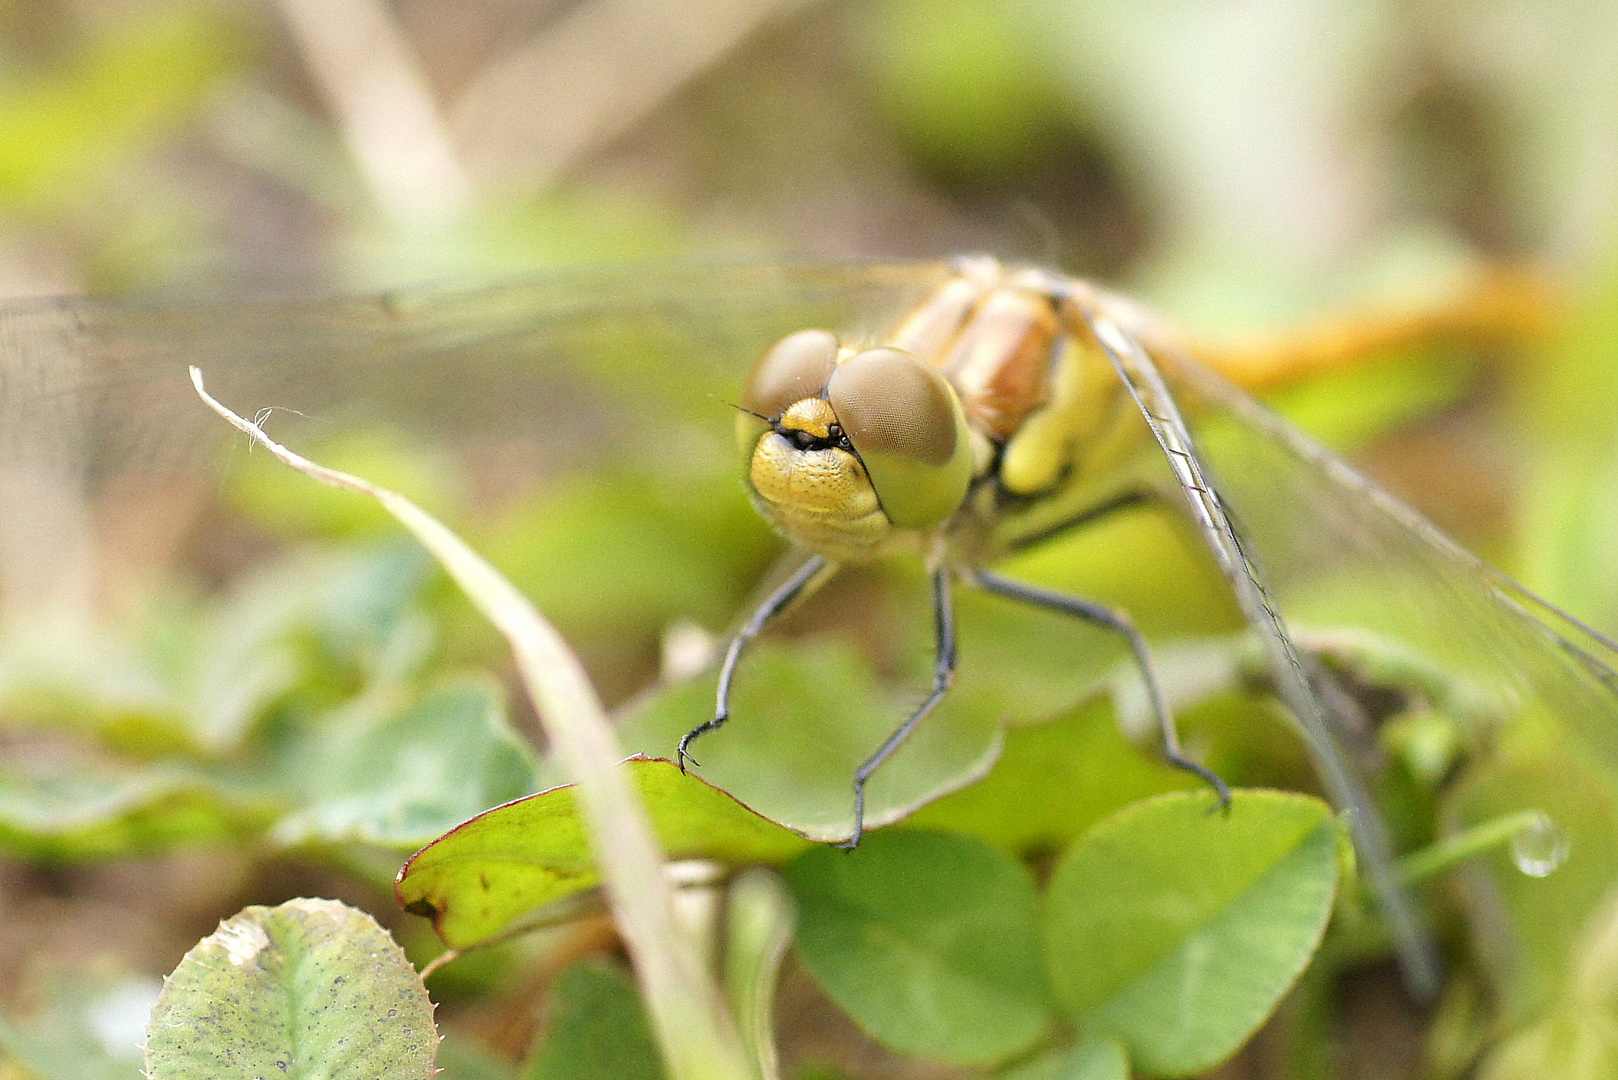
xmin=2 ymin=258 xmax=1615 ymax=997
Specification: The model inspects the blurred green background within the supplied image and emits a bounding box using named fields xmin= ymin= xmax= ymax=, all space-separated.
xmin=2 ymin=0 xmax=1613 ymax=301
xmin=4 ymin=1 xmax=1618 ymax=1077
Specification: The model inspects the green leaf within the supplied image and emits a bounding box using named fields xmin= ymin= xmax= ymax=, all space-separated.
xmin=273 ymin=679 xmax=539 ymax=848
xmin=995 ymin=1035 xmax=1129 ymax=1080
xmin=0 ymin=743 xmax=246 ymax=859
xmin=908 ymin=696 xmax=1197 ymax=852
xmin=1042 ymin=790 xmax=1338 ymax=1078
xmin=158 ymin=541 xmax=435 ymax=753
xmin=782 ymin=829 xmax=1051 ymax=1066
xmin=522 ymin=958 xmax=665 ymax=1080
xmin=619 ymin=637 xmax=1002 ymax=843
xmin=144 ymin=898 xmax=436 ymax=1080
xmin=397 ymin=757 xmax=807 ymax=949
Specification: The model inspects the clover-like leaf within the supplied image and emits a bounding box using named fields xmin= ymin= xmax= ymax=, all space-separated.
xmin=619 ymin=637 xmax=1003 ymax=843
xmin=783 ymin=829 xmax=1051 ymax=1066
xmin=1043 ymin=790 xmax=1339 ymax=1077
xmin=145 ymin=898 xmax=435 ymax=1080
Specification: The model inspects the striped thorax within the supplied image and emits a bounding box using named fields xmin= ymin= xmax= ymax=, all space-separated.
xmin=738 ymin=258 xmax=1152 ymax=566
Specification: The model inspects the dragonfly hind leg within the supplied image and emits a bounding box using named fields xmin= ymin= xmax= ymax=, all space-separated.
xmin=969 ymin=567 xmax=1232 ymax=808
xmin=678 ymin=554 xmax=829 ymax=772
xmin=838 ymin=567 xmax=957 ymax=850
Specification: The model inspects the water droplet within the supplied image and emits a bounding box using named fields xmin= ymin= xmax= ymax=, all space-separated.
xmin=1510 ymin=812 xmax=1569 ymax=878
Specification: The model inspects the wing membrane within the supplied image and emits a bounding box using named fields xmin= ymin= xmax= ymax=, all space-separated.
xmin=1155 ymin=337 xmax=1618 ymax=766
xmin=0 ymin=261 xmax=955 ymax=616
xmin=1071 ymin=284 xmax=1445 ymax=994
xmin=1088 ymin=286 xmax=1618 ymax=995
xmin=0 ymin=261 xmax=954 ymax=484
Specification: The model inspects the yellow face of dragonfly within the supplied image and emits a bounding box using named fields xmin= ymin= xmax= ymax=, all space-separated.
xmin=737 ymin=328 xmax=975 ymax=561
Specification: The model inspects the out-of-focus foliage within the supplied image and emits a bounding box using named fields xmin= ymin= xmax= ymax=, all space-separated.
xmin=2 ymin=0 xmax=1618 ymax=1078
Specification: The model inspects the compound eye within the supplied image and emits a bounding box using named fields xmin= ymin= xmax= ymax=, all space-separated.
xmin=742 ymin=329 xmax=840 ymax=419
xmin=825 ymin=347 xmax=973 ymax=529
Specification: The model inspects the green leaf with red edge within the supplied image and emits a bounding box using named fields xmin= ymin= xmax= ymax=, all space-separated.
xmin=397 ymin=756 xmax=809 ymax=949
xmin=615 ymin=636 xmax=1004 ymax=843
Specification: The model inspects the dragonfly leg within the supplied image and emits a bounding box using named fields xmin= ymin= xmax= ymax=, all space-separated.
xmin=838 ymin=567 xmax=957 ymax=850
xmin=970 ymin=568 xmax=1231 ymax=808
xmin=678 ymin=554 xmax=829 ymax=772
xmin=1001 ymin=487 xmax=1156 ymax=557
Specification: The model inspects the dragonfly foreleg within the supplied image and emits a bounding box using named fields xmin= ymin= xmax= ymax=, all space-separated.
xmin=969 ymin=567 xmax=1231 ymax=808
xmin=839 ymin=567 xmax=958 ymax=850
xmin=678 ymin=554 xmax=830 ymax=772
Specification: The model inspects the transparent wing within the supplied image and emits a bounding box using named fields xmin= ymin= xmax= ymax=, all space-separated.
xmin=1090 ymin=287 xmax=1618 ymax=995
xmin=0 ymin=261 xmax=954 ymax=612
xmin=1072 ymin=287 xmax=1446 ymax=995
xmin=0 ymin=260 xmax=954 ymax=482
xmin=1153 ymin=333 xmax=1618 ymax=767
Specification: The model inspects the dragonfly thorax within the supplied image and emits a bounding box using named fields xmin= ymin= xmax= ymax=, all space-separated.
xmin=736 ymin=262 xmax=1154 ymax=566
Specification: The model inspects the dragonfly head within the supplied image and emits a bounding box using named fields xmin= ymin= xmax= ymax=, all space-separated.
xmin=737 ymin=328 xmax=974 ymax=561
